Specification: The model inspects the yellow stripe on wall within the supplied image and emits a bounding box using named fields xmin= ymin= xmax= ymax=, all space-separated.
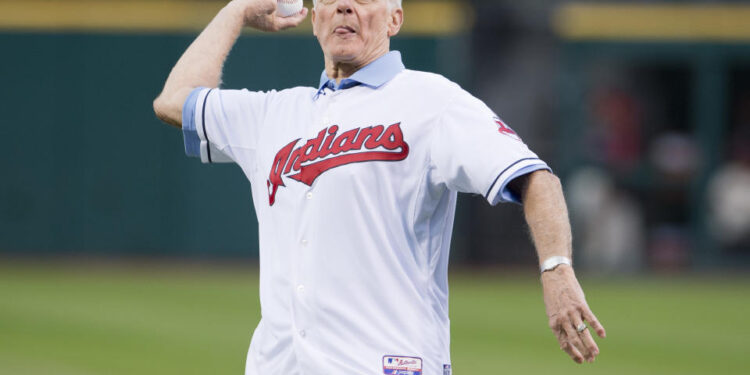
xmin=554 ymin=3 xmax=750 ymax=41
xmin=0 ymin=0 xmax=473 ymax=35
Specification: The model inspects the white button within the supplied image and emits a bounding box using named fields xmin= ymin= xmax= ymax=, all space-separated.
xmin=306 ymin=192 xmax=313 ymax=200
xmin=299 ymin=330 xmax=306 ymax=337
xmin=297 ymin=285 xmax=305 ymax=294
xmin=301 ymin=239 xmax=308 ymax=246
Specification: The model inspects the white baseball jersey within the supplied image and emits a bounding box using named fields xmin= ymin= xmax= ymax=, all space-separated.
xmin=181 ymin=51 xmax=549 ymax=375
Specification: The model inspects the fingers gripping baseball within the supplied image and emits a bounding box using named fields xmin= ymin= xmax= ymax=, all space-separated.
xmin=542 ymin=266 xmax=606 ymax=364
xmin=274 ymin=8 xmax=309 ymax=30
xmin=232 ymin=0 xmax=308 ymax=31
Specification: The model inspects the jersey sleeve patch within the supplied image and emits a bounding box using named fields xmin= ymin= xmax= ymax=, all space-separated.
xmin=493 ymin=115 xmax=522 ymax=141
xmin=383 ymin=355 xmax=422 ymax=375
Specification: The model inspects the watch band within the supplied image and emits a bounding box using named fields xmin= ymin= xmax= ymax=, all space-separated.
xmin=540 ymin=256 xmax=572 ymax=273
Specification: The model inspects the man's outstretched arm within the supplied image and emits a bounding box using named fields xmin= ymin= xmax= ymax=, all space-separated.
xmin=152 ymin=0 xmax=308 ymax=127
xmin=512 ymin=170 xmax=607 ymax=364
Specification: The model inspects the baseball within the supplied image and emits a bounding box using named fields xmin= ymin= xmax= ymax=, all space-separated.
xmin=277 ymin=0 xmax=303 ymax=17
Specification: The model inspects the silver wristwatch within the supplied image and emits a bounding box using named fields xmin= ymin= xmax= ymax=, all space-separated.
xmin=540 ymin=256 xmax=572 ymax=274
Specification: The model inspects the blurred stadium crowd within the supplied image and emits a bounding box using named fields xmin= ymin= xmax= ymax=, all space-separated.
xmin=456 ymin=0 xmax=750 ymax=272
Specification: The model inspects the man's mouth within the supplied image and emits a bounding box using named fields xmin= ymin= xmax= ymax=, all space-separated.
xmin=334 ymin=26 xmax=356 ymax=35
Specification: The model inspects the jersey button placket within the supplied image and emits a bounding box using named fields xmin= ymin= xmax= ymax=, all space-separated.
xmin=294 ymin=125 xmax=317 ymax=344
xmin=294 ymin=237 xmax=310 ymax=341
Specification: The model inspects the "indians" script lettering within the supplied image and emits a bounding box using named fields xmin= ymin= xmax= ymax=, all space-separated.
xmin=266 ymin=122 xmax=409 ymax=205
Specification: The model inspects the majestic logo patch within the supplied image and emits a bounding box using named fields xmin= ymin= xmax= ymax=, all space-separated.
xmin=494 ymin=115 xmax=521 ymax=141
xmin=266 ymin=122 xmax=409 ymax=205
xmin=383 ymin=355 xmax=422 ymax=375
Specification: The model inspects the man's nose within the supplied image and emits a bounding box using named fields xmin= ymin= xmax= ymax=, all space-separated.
xmin=336 ymin=0 xmax=354 ymax=15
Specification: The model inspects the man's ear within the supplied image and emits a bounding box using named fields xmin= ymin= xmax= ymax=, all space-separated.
xmin=312 ymin=7 xmax=318 ymax=36
xmin=387 ymin=8 xmax=403 ymax=37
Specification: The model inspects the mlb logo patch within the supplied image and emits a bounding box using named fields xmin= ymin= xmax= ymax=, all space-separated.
xmin=383 ymin=355 xmax=422 ymax=375
xmin=443 ymin=364 xmax=451 ymax=375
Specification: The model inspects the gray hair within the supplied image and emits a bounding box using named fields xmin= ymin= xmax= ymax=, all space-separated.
xmin=311 ymin=0 xmax=403 ymax=10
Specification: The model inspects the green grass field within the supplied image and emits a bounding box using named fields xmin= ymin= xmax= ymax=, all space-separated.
xmin=1 ymin=262 xmax=748 ymax=374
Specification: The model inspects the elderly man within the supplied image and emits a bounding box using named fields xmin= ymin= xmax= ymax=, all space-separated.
xmin=153 ymin=0 xmax=606 ymax=373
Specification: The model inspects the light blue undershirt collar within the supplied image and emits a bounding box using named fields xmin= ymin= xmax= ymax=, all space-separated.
xmin=315 ymin=50 xmax=405 ymax=98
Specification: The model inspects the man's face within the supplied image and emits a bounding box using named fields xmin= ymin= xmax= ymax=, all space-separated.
xmin=312 ymin=0 xmax=402 ymax=66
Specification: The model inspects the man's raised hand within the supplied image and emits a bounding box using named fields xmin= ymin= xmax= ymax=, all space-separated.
xmin=230 ymin=0 xmax=309 ymax=32
xmin=154 ymin=0 xmax=308 ymax=126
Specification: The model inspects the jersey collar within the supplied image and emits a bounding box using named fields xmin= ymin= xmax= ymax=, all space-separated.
xmin=315 ymin=50 xmax=405 ymax=98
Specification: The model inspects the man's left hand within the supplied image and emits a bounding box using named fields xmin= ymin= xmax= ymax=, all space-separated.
xmin=541 ymin=265 xmax=606 ymax=364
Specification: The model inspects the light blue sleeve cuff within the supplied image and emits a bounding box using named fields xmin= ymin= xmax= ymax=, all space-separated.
xmin=499 ymin=164 xmax=553 ymax=204
xmin=182 ymin=87 xmax=205 ymax=158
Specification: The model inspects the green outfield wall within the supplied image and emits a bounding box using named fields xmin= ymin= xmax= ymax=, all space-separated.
xmin=0 ymin=32 xmax=468 ymax=256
